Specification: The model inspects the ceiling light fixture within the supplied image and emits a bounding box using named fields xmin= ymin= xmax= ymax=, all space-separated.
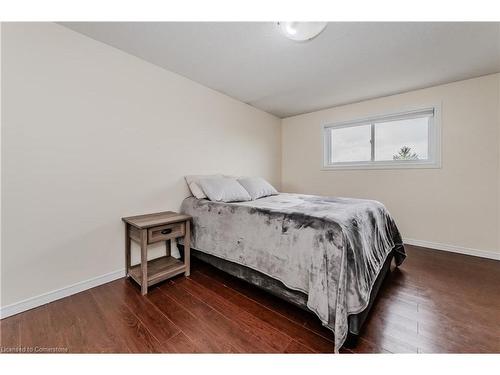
xmin=277 ymin=22 xmax=327 ymax=42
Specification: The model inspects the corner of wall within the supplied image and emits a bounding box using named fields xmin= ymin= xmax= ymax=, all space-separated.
xmin=497 ymin=73 xmax=500 ymax=252
xmin=279 ymin=117 xmax=284 ymax=191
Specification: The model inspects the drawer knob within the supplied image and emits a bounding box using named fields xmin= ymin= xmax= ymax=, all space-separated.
xmin=161 ymin=228 xmax=172 ymax=235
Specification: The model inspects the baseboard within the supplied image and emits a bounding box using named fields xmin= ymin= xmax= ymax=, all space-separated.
xmin=404 ymin=238 xmax=500 ymax=261
xmin=0 ymin=268 xmax=125 ymax=319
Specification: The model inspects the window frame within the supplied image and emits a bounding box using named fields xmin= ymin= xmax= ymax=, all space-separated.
xmin=322 ymin=106 xmax=441 ymax=170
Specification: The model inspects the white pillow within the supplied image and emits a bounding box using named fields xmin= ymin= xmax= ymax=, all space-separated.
xmin=185 ymin=174 xmax=222 ymax=199
xmin=237 ymin=177 xmax=278 ymax=200
xmin=198 ymin=177 xmax=251 ymax=202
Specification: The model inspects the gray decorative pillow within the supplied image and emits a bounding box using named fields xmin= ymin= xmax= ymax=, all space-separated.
xmin=237 ymin=177 xmax=278 ymax=200
xmin=185 ymin=174 xmax=223 ymax=199
xmin=198 ymin=177 xmax=251 ymax=202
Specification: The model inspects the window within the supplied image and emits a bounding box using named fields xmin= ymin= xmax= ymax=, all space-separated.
xmin=323 ymin=107 xmax=440 ymax=169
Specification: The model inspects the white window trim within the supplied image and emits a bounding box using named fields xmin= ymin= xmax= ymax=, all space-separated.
xmin=321 ymin=105 xmax=442 ymax=170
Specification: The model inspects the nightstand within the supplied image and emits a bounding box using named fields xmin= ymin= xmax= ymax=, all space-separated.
xmin=122 ymin=211 xmax=192 ymax=295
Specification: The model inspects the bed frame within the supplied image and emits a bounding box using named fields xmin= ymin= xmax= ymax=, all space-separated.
xmin=178 ymin=245 xmax=395 ymax=348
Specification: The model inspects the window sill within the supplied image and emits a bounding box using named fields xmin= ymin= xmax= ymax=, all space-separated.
xmin=321 ymin=161 xmax=441 ymax=171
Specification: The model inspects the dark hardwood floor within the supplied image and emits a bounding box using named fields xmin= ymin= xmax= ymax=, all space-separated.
xmin=1 ymin=245 xmax=499 ymax=353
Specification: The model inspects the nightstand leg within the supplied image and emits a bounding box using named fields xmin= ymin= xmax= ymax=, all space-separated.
xmin=125 ymin=224 xmax=131 ymax=277
xmin=184 ymin=221 xmax=191 ymax=277
xmin=165 ymin=239 xmax=171 ymax=257
xmin=140 ymin=229 xmax=148 ymax=295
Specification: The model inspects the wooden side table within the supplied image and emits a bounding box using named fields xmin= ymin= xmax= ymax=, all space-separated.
xmin=122 ymin=211 xmax=192 ymax=295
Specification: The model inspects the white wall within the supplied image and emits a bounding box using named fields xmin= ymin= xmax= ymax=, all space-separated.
xmin=1 ymin=23 xmax=281 ymax=310
xmin=282 ymin=74 xmax=500 ymax=256
xmin=2 ymin=22 xmax=499 ymax=318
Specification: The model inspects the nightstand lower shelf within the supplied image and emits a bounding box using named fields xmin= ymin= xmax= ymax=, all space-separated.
xmin=128 ymin=255 xmax=186 ymax=288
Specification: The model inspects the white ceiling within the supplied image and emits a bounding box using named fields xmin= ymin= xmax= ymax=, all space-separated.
xmin=61 ymin=22 xmax=500 ymax=118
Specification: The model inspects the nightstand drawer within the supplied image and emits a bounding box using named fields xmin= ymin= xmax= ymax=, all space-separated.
xmin=148 ymin=222 xmax=185 ymax=243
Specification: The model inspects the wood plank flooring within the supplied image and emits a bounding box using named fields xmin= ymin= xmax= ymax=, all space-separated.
xmin=1 ymin=245 xmax=499 ymax=353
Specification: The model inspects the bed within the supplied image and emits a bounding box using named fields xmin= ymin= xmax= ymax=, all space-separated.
xmin=180 ymin=192 xmax=405 ymax=352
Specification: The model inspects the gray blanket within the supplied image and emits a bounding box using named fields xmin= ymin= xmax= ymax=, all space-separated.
xmin=180 ymin=193 xmax=405 ymax=352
